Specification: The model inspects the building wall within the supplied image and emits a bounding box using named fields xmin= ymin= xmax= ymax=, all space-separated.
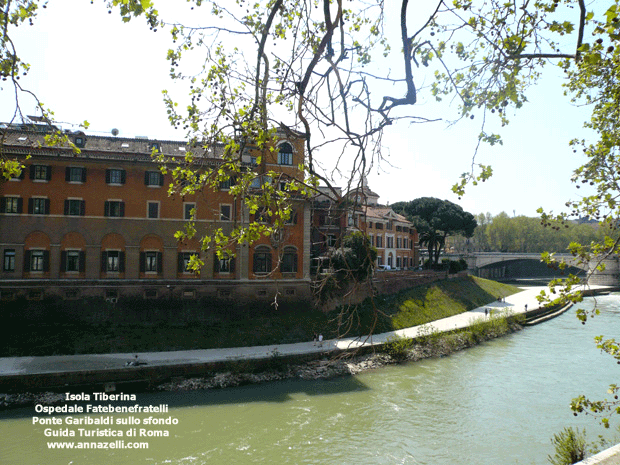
xmin=0 ymin=129 xmax=311 ymax=302
xmin=361 ymin=219 xmax=419 ymax=269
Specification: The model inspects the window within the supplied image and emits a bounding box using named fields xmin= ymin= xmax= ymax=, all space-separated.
xmin=320 ymin=214 xmax=340 ymax=226
xmin=347 ymin=212 xmax=355 ymax=226
xmin=28 ymin=290 xmax=43 ymax=300
xmin=28 ymin=250 xmax=48 ymax=272
xmin=64 ymin=199 xmax=85 ymax=216
xmin=220 ymin=204 xmax=231 ymax=221
xmin=144 ymin=289 xmax=158 ymax=299
xmin=253 ymin=246 xmax=272 ymax=273
xmin=29 ymin=198 xmax=49 ymax=215
xmin=65 ymin=290 xmax=79 ymax=300
xmin=106 ymin=169 xmax=125 ymax=185
xmin=219 ymin=178 xmax=233 ymax=190
xmin=140 ymin=251 xmax=162 ymax=273
xmin=214 ymin=254 xmax=235 ymax=273
xmin=368 ymin=222 xmax=374 ymax=229
xmin=284 ymin=209 xmax=297 ymax=224
xmin=327 ymin=234 xmax=337 ymax=247
xmin=218 ymin=258 xmax=231 ymax=273
xmin=3 ymin=249 xmax=15 ymax=272
xmin=30 ymin=165 xmax=51 ymax=181
xmin=178 ymin=252 xmax=196 ymax=273
xmin=107 ymin=253 xmax=120 ymax=272
xmin=149 ymin=142 xmax=160 ymax=153
xmin=1 ymin=196 xmax=22 ymax=214
xmin=218 ymin=289 xmax=231 ymax=298
xmin=62 ymin=250 xmax=83 ymax=273
xmin=250 ymin=175 xmax=271 ymax=189
xmin=387 ymin=236 xmax=394 ymax=248
xmin=104 ymin=200 xmax=125 ymax=217
xmin=281 ymin=247 xmax=298 ymax=273
xmin=66 ymin=167 xmax=86 ymax=183
xmin=254 ymin=207 xmax=270 ymax=223
xmin=184 ymin=203 xmax=196 ymax=220
xmin=375 ymin=223 xmax=384 ymax=230
xmin=101 ymin=251 xmax=125 ymax=273
xmin=147 ymin=201 xmax=159 ymax=219
xmin=145 ymin=171 xmax=163 ymax=186
xmin=145 ymin=252 xmax=158 ymax=272
xmin=250 ymin=157 xmax=258 ymax=166
xmin=74 ymin=136 xmax=86 ymax=148
xmin=376 ymin=235 xmax=383 ymax=248
xmin=396 ymin=257 xmax=402 ymax=268
xmin=277 ymin=143 xmax=293 ymax=165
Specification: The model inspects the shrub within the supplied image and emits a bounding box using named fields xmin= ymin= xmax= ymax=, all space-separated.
xmin=468 ymin=314 xmax=510 ymax=341
xmin=548 ymin=427 xmax=586 ymax=465
xmin=414 ymin=323 xmax=439 ymax=345
xmin=382 ymin=335 xmax=413 ymax=360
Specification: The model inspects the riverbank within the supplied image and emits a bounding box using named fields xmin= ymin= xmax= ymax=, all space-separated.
xmin=0 ymin=313 xmax=522 ymax=409
xmin=0 ymin=276 xmax=520 ymax=357
xmin=156 ymin=312 xmax=522 ymax=390
xmin=1 ymin=284 xmax=615 ymax=410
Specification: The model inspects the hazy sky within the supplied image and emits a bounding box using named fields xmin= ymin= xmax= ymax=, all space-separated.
xmin=0 ymin=0 xmax=594 ymax=218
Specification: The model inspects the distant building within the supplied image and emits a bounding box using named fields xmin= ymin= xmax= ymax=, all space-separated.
xmin=346 ymin=178 xmax=420 ymax=270
xmin=310 ymin=186 xmax=347 ymax=272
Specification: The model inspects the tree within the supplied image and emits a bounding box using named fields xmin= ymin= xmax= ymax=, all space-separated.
xmin=3 ymin=0 xmax=620 ymax=421
xmin=2 ymin=0 xmax=617 ymax=261
xmin=330 ymin=231 xmax=378 ymax=283
xmin=393 ymin=197 xmax=476 ymax=268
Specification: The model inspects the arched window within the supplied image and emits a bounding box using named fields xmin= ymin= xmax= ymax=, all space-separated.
xmin=277 ymin=142 xmax=293 ymax=165
xmin=281 ymin=246 xmax=298 ymax=273
xmin=253 ymin=246 xmax=272 ymax=273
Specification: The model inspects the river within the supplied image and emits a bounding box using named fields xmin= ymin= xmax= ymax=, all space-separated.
xmin=1 ymin=294 xmax=619 ymax=464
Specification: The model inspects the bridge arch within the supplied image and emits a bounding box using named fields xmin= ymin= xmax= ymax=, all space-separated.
xmin=445 ymin=253 xmax=589 ymax=280
xmin=476 ymin=258 xmax=585 ymax=280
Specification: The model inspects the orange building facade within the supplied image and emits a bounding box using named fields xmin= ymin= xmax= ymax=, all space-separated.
xmin=0 ymin=124 xmax=311 ymax=302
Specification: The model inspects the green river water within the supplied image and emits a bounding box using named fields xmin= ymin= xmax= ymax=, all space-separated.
xmin=1 ymin=294 xmax=619 ymax=464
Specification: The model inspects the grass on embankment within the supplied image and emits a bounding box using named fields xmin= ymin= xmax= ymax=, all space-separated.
xmin=371 ymin=275 xmax=521 ymax=332
xmin=0 ymin=276 xmax=522 ymax=356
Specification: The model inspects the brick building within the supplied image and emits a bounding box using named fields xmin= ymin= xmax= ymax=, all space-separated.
xmin=0 ymin=123 xmax=311 ymax=302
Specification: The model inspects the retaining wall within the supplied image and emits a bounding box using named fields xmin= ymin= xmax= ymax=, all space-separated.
xmin=576 ymin=443 xmax=620 ymax=465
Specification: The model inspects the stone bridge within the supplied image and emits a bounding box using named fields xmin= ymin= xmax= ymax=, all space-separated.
xmin=443 ymin=252 xmax=620 ymax=286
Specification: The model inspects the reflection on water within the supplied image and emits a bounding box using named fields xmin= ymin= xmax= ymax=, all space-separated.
xmin=1 ymin=296 xmax=619 ymax=465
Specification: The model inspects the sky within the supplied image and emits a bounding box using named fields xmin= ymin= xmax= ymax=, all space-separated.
xmin=0 ymin=0 xmax=595 ymax=218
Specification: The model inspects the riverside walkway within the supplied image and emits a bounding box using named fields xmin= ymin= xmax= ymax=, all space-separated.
xmin=0 ymin=285 xmax=614 ymax=383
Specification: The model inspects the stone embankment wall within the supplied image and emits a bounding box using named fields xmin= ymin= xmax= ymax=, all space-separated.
xmin=321 ymin=270 xmax=464 ymax=311
xmin=575 ymin=443 xmax=620 ymax=465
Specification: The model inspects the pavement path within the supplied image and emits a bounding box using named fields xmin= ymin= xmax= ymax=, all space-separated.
xmin=0 ymin=285 xmax=612 ymax=377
